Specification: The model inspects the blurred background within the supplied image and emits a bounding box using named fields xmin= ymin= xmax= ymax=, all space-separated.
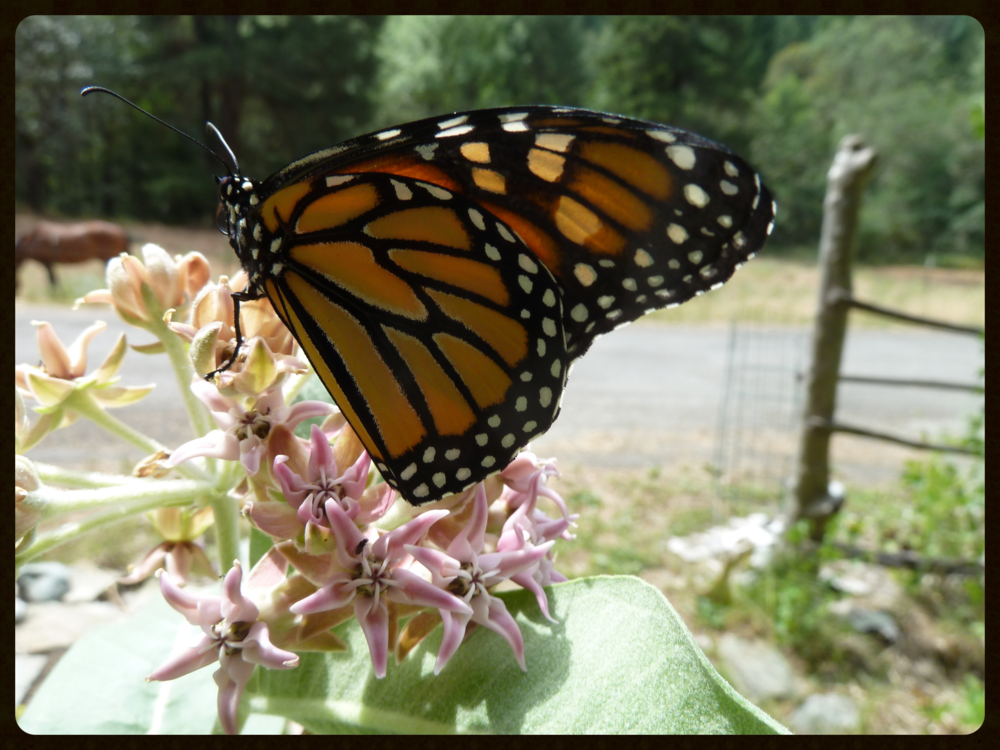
xmin=15 ymin=16 xmax=985 ymax=733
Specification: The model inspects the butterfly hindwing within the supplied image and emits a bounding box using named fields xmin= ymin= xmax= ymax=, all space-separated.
xmin=243 ymin=172 xmax=570 ymax=503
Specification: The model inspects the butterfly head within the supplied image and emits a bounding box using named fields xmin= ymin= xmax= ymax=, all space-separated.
xmin=216 ymin=175 xmax=267 ymax=284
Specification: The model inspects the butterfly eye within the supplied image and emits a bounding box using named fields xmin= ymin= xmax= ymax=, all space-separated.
xmin=215 ymin=203 xmax=229 ymax=235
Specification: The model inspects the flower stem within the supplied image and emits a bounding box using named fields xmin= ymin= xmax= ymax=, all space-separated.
xmin=151 ymin=309 xmax=215 ymax=438
xmin=33 ymin=462 xmax=141 ymax=489
xmin=15 ymin=483 xmax=202 ymax=573
xmin=209 ymin=487 xmax=242 ymax=573
xmin=32 ymin=478 xmax=209 ymax=518
xmin=63 ymin=390 xmax=209 ymax=482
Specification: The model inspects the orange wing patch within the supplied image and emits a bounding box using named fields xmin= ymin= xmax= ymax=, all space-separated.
xmin=388 ymin=249 xmax=509 ymax=306
xmin=433 ymin=333 xmax=512 ymax=409
xmin=426 ymin=289 xmax=527 ymax=366
xmin=296 ymin=183 xmax=380 ymax=233
xmin=577 ymin=141 xmax=673 ymax=201
xmin=568 ymin=164 xmax=654 ymax=232
xmin=383 ymin=326 xmax=477 ymax=436
xmin=365 ymin=206 xmax=471 ymax=251
xmin=336 ymin=153 xmax=462 ymax=192
xmin=553 ymin=195 xmax=627 ymax=256
xmin=290 ymin=242 xmax=428 ymax=320
xmin=284 ymin=273 xmax=426 ymax=458
xmin=265 ymin=278 xmax=381 ymax=461
xmin=261 ymin=182 xmax=311 ymax=233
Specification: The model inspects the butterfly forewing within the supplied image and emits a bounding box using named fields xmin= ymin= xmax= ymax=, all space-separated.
xmin=222 ymin=106 xmax=774 ymax=505
xmin=235 ymin=171 xmax=570 ymax=503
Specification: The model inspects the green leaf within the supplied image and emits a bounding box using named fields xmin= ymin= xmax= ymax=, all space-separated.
xmin=17 ymin=577 xmax=787 ymax=734
xmin=18 ymin=593 xmax=218 ymax=734
xmin=251 ymin=576 xmax=788 ymax=734
xmin=17 ymin=591 xmax=288 ymax=735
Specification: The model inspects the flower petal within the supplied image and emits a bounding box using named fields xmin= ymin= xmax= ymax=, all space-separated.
xmin=473 ymin=595 xmax=527 ymax=672
xmin=242 ymin=622 xmax=300 ymax=669
xmin=220 ymin=560 xmax=259 ymax=625
xmin=246 ymin=498 xmax=305 ymax=541
xmin=354 ymin=596 xmax=390 ymax=678
xmin=389 ymin=568 xmax=473 ymax=615
xmin=375 ymin=509 xmax=448 ymax=560
xmin=147 ymin=634 xmax=220 ymax=682
xmin=215 ymin=653 xmax=255 ymax=735
xmin=434 ymin=609 xmax=472 ymax=675
xmin=290 ymin=575 xmax=358 ymax=615
xmin=167 ymin=431 xmax=239 ymax=466
xmin=157 ymin=569 xmax=221 ymax=625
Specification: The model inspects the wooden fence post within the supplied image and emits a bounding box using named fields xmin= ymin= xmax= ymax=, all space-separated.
xmin=788 ymin=135 xmax=879 ymax=540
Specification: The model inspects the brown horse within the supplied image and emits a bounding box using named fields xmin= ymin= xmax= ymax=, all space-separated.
xmin=15 ymin=220 xmax=129 ymax=289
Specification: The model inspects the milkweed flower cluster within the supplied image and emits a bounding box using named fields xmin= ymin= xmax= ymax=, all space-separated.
xmin=16 ymin=245 xmax=575 ymax=735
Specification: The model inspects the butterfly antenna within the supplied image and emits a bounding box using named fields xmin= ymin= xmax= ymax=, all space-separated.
xmin=80 ymin=86 xmax=235 ymax=175
xmin=205 ymin=122 xmax=240 ymax=175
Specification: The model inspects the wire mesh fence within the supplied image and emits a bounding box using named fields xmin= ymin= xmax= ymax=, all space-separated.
xmin=713 ymin=322 xmax=810 ymax=507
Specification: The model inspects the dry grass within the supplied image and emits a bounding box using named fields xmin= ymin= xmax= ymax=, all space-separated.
xmin=16 ymin=213 xmax=984 ymax=332
xmin=643 ymin=256 xmax=984 ymax=330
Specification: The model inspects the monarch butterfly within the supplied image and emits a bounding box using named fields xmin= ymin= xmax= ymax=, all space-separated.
xmin=82 ymin=88 xmax=775 ymax=505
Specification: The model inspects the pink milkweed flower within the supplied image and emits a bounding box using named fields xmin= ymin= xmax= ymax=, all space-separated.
xmin=289 ymin=502 xmax=472 ymax=678
xmin=147 ymin=560 xmax=299 ymax=735
xmin=15 ymin=321 xmax=154 ymax=412
xmin=500 ymin=451 xmax=570 ymax=521
xmin=166 ymin=382 xmax=333 ymax=477
xmin=80 ymin=244 xmax=211 ymax=326
xmin=251 ymin=425 xmax=396 ymax=548
xmin=406 ymin=483 xmax=555 ymax=674
xmin=497 ymin=502 xmax=574 ymax=623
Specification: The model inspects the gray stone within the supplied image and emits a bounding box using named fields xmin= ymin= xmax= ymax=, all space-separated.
xmin=717 ymin=633 xmax=796 ymax=702
xmin=18 ymin=561 xmax=71 ymax=602
xmin=15 ymin=654 xmax=49 ymax=706
xmin=15 ymin=597 xmax=27 ymax=624
xmin=845 ymin=607 xmax=900 ymax=644
xmin=790 ymin=693 xmax=861 ymax=734
xmin=819 ymin=561 xmax=903 ymax=608
xmin=63 ymin=562 xmax=119 ymax=603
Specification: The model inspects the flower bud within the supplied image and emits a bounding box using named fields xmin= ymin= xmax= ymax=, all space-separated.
xmin=15 ymin=456 xmax=42 ymax=539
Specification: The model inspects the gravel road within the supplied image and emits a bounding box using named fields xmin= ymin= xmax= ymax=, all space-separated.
xmin=16 ymin=303 xmax=983 ymax=482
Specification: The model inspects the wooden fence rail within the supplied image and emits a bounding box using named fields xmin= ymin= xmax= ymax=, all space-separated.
xmin=788 ymin=134 xmax=983 ymax=542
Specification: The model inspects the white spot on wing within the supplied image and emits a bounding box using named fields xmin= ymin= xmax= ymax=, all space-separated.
xmin=518 ymin=254 xmax=539 ymax=274
xmin=438 ymin=115 xmax=469 ymax=129
xmin=684 ymin=184 xmax=710 ymax=208
xmin=497 ymin=223 xmax=516 ymax=243
xmin=436 ymin=124 xmax=475 ymax=138
xmin=647 ymin=130 xmax=676 ymax=143
xmin=420 ymin=183 xmax=452 ymax=200
xmin=469 ymin=208 xmax=486 ymax=231
xmin=326 ymin=174 xmax=354 ymax=187
xmin=501 ymin=121 xmax=530 ymax=133
xmin=667 ymin=224 xmax=688 ymax=244
xmin=666 ymin=145 xmax=696 ymax=170
xmin=391 ymin=180 xmax=413 ymax=200
xmin=415 ymin=144 xmax=438 ymax=161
